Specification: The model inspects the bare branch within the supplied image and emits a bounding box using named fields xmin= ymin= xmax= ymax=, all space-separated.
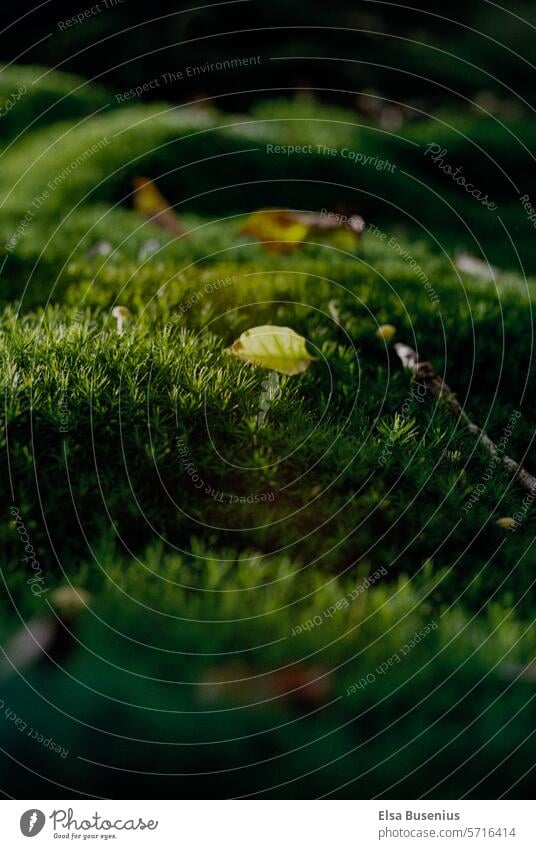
xmin=394 ymin=342 xmax=536 ymax=497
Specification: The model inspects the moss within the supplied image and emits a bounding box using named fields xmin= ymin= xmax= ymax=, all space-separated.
xmin=0 ymin=64 xmax=111 ymax=143
xmin=1 ymin=67 xmax=535 ymax=799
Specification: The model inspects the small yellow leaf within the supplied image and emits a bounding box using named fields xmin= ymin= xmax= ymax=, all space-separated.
xmin=229 ymin=325 xmax=315 ymax=375
xmin=51 ymin=586 xmax=91 ymax=614
xmin=241 ymin=210 xmax=308 ymax=253
xmin=496 ymin=517 xmax=517 ymax=530
xmin=376 ymin=324 xmax=397 ymax=342
xmin=328 ymin=228 xmax=361 ymax=251
xmin=133 ymin=176 xmax=185 ymax=236
xmin=241 ymin=209 xmax=365 ymax=254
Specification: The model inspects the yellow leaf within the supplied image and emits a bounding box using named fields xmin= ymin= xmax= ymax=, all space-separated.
xmin=133 ymin=176 xmax=185 ymax=236
xmin=376 ymin=324 xmax=397 ymax=342
xmin=51 ymin=586 xmax=91 ymax=614
xmin=241 ymin=210 xmax=308 ymax=253
xmin=496 ymin=517 xmax=517 ymax=530
xmin=327 ymin=228 xmax=361 ymax=250
xmin=241 ymin=209 xmax=365 ymax=254
xmin=229 ymin=325 xmax=315 ymax=375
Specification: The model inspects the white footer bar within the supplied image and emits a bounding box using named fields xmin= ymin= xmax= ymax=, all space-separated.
xmin=2 ymin=800 xmax=533 ymax=847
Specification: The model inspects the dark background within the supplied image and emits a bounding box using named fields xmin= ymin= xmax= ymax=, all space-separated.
xmin=3 ymin=0 xmax=535 ymax=111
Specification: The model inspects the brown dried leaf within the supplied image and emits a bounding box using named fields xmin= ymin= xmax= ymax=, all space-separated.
xmin=197 ymin=663 xmax=333 ymax=707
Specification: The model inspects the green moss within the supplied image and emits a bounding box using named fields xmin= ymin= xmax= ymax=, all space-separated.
xmin=1 ymin=66 xmax=535 ymax=799
xmin=0 ymin=65 xmax=111 ymax=143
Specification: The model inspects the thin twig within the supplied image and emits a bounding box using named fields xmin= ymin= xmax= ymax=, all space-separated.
xmin=394 ymin=342 xmax=536 ymax=497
